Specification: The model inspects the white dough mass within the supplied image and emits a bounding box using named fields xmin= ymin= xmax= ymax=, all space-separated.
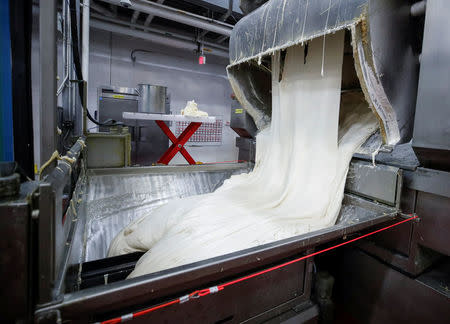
xmin=181 ymin=100 xmax=209 ymax=117
xmin=108 ymin=31 xmax=378 ymax=278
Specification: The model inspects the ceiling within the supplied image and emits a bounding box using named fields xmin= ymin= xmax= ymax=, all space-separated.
xmin=90 ymin=0 xmax=243 ymax=46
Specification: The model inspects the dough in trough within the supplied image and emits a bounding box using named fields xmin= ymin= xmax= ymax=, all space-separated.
xmin=108 ymin=31 xmax=378 ymax=278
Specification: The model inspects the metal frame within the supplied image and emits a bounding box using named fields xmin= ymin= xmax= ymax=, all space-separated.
xmin=87 ymin=162 xmax=251 ymax=175
xmin=356 ymin=167 xmax=450 ymax=276
xmin=39 ymin=0 xmax=58 ymax=167
xmin=35 ymin=137 xmax=86 ymax=308
xmin=345 ymin=160 xmax=402 ymax=207
xmin=35 ymin=182 xmax=398 ymax=321
xmin=413 ymin=0 xmax=450 ymax=169
xmin=30 ymin=138 xmax=416 ymax=322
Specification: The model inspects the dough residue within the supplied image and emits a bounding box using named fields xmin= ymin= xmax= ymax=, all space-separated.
xmin=181 ymin=100 xmax=208 ymax=117
xmin=108 ymin=31 xmax=378 ymax=278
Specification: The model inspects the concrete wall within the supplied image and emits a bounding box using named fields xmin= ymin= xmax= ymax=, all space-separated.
xmin=88 ymin=29 xmax=238 ymax=164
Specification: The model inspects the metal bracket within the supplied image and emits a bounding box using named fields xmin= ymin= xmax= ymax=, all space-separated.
xmin=399 ymin=212 xmax=420 ymax=222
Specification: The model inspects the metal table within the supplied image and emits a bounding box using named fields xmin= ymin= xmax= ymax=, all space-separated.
xmin=123 ymin=112 xmax=216 ymax=165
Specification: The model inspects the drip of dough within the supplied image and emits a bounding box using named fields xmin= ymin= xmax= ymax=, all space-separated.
xmin=181 ymin=100 xmax=208 ymax=117
xmin=108 ymin=31 xmax=378 ymax=278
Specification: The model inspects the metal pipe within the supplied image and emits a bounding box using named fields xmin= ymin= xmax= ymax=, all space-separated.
xmin=90 ymin=2 xmax=116 ymax=17
xmin=82 ymin=0 xmax=90 ymax=127
xmin=90 ymin=13 xmax=229 ymax=51
xmin=90 ymin=19 xmax=229 ymax=57
xmin=130 ymin=10 xmax=140 ymax=29
xmin=411 ymin=1 xmax=426 ymax=16
xmin=97 ymin=0 xmax=233 ymax=36
xmin=216 ymin=34 xmax=229 ymax=44
xmin=199 ymin=0 xmax=233 ymax=39
xmin=143 ymin=0 xmax=164 ymax=26
xmin=131 ymin=10 xmax=140 ymax=23
xmin=39 ymin=0 xmax=58 ymax=169
xmin=57 ymin=0 xmax=70 ymax=96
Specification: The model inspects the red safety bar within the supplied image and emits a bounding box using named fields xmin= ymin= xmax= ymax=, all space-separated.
xmin=155 ymin=120 xmax=202 ymax=165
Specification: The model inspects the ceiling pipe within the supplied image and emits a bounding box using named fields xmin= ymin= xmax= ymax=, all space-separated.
xmin=97 ymin=0 xmax=233 ymax=36
xmin=199 ymin=0 xmax=233 ymax=39
xmin=90 ymin=2 xmax=116 ymax=17
xmin=90 ymin=19 xmax=229 ymax=58
xmin=90 ymin=13 xmax=229 ymax=51
xmin=144 ymin=0 xmax=165 ymax=26
xmin=130 ymin=10 xmax=140 ymax=29
xmin=216 ymin=34 xmax=229 ymax=44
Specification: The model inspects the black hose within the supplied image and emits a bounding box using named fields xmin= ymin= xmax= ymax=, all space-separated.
xmin=69 ymin=0 xmax=122 ymax=127
xmin=131 ymin=49 xmax=153 ymax=62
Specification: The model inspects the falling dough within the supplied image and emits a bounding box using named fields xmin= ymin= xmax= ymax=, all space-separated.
xmin=181 ymin=100 xmax=208 ymax=117
xmin=108 ymin=31 xmax=378 ymax=278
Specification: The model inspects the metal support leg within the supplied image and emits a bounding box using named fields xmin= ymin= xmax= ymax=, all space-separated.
xmin=39 ymin=0 xmax=57 ymax=168
xmin=155 ymin=120 xmax=201 ymax=165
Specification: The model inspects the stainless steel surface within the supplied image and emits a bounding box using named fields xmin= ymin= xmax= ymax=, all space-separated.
xmin=77 ymin=160 xmax=399 ymax=268
xmin=86 ymin=132 xmax=131 ymax=168
xmin=236 ymin=137 xmax=256 ymax=162
xmin=82 ymin=165 xmax=251 ymax=262
xmin=415 ymin=191 xmax=450 ymax=256
xmin=123 ymin=111 xmax=216 ymax=123
xmin=137 ymin=84 xmax=167 ymax=114
xmin=404 ymin=168 xmax=450 ymax=199
xmin=39 ymin=0 xmax=57 ymax=168
xmin=230 ymin=103 xmax=257 ymax=138
xmin=88 ymin=162 xmax=251 ymax=175
xmin=97 ymin=0 xmax=233 ymax=36
xmin=413 ymin=0 xmax=450 ymax=170
xmin=345 ymin=160 xmax=402 ymax=207
xmin=99 ymin=85 xmax=139 ymax=96
xmin=98 ymin=85 xmax=172 ymax=165
xmin=97 ymin=87 xmax=139 ymax=162
xmin=78 ymin=169 xmax=395 ymax=273
xmin=98 ymin=85 xmax=139 ymax=129
xmin=354 ymin=165 xmax=449 ymax=276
